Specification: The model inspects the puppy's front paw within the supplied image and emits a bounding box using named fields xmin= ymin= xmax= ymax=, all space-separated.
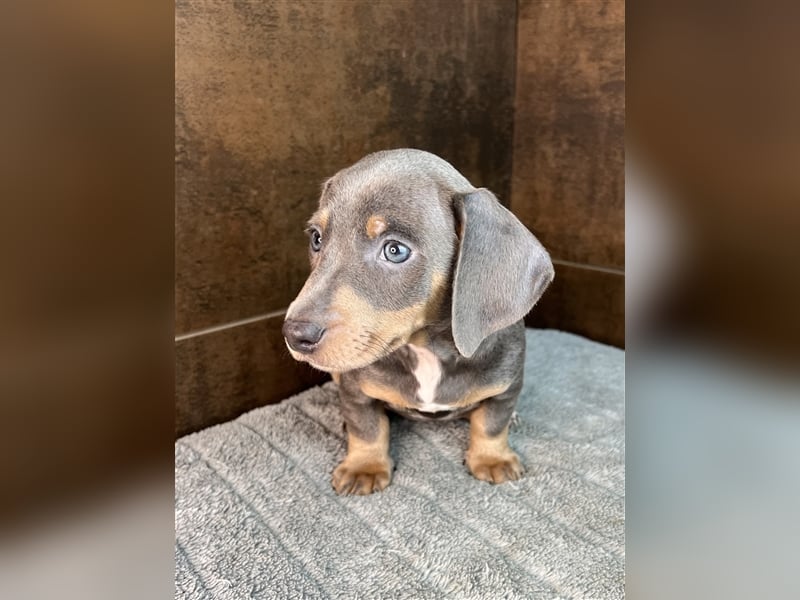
xmin=332 ymin=457 xmax=393 ymax=495
xmin=466 ymin=450 xmax=524 ymax=484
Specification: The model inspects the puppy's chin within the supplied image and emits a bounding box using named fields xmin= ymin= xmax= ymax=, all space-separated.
xmin=293 ymin=351 xmax=385 ymax=373
xmin=286 ymin=340 xmax=402 ymax=373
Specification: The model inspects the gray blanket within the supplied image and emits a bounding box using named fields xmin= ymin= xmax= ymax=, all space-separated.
xmin=175 ymin=329 xmax=625 ymax=599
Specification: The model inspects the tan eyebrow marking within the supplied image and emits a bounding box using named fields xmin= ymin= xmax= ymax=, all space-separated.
xmin=366 ymin=215 xmax=387 ymax=239
xmin=310 ymin=208 xmax=329 ymax=231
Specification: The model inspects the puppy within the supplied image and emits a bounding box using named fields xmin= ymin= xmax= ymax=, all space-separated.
xmin=283 ymin=149 xmax=553 ymax=495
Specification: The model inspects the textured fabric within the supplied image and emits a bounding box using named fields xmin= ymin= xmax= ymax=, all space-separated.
xmin=175 ymin=329 xmax=625 ymax=599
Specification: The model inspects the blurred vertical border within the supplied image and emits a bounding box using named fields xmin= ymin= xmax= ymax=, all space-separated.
xmin=628 ymin=2 xmax=800 ymax=599
xmin=0 ymin=2 xmax=174 ymax=599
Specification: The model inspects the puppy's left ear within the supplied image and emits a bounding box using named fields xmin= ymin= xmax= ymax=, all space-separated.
xmin=451 ymin=189 xmax=554 ymax=358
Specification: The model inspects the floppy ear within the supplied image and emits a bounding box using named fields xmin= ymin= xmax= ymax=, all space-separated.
xmin=451 ymin=189 xmax=554 ymax=357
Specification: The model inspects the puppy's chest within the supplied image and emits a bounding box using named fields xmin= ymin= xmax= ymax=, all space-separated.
xmin=407 ymin=344 xmax=447 ymax=410
xmin=358 ymin=343 xmax=505 ymax=416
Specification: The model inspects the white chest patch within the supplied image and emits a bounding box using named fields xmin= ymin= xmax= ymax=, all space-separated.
xmin=408 ymin=344 xmax=445 ymax=410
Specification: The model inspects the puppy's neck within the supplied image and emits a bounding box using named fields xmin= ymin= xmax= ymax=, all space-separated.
xmin=407 ymin=319 xmax=463 ymax=362
xmin=407 ymin=287 xmax=467 ymax=360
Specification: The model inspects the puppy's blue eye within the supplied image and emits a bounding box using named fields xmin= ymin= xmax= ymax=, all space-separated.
xmin=383 ymin=240 xmax=410 ymax=263
xmin=309 ymin=229 xmax=322 ymax=252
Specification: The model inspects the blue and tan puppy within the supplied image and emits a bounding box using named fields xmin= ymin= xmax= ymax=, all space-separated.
xmin=283 ymin=149 xmax=554 ymax=495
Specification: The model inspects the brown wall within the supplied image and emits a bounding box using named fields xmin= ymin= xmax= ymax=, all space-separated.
xmin=513 ymin=0 xmax=625 ymax=347
xmin=175 ymin=0 xmax=518 ymax=436
xmin=176 ymin=0 xmax=625 ymax=436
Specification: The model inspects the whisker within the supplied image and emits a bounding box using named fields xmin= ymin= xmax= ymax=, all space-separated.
xmin=355 ymin=330 xmax=393 ymax=355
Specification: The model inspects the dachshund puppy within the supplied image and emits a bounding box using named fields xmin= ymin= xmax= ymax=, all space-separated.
xmin=283 ymin=149 xmax=553 ymax=495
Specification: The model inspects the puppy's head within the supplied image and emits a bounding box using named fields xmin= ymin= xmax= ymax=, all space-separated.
xmin=283 ymin=149 xmax=553 ymax=372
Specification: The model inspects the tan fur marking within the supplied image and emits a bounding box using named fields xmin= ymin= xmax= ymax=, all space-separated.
xmin=332 ymin=411 xmax=392 ymax=495
xmin=469 ymin=406 xmax=511 ymax=455
xmin=302 ymin=285 xmax=426 ymax=371
xmin=462 ymin=382 xmax=511 ymax=407
xmin=309 ymin=208 xmax=329 ymax=231
xmin=424 ymin=271 xmax=449 ymax=321
xmin=331 ymin=372 xmax=341 ymax=384
xmin=361 ymin=379 xmax=413 ymax=409
xmin=365 ymin=215 xmax=387 ymax=239
xmin=408 ymin=329 xmax=430 ymax=347
xmin=360 ymin=378 xmax=509 ymax=411
xmin=466 ymin=403 xmax=523 ymax=484
xmin=289 ymin=268 xmax=447 ymax=372
xmin=346 ymin=413 xmax=390 ymax=457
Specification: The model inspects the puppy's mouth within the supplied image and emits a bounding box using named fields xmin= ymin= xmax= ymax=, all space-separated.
xmin=285 ymin=329 xmax=407 ymax=372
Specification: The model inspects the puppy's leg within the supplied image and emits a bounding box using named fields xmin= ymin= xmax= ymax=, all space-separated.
xmin=466 ymin=390 xmax=524 ymax=484
xmin=332 ymin=388 xmax=393 ymax=495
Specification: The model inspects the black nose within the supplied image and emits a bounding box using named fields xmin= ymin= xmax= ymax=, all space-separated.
xmin=282 ymin=319 xmax=325 ymax=354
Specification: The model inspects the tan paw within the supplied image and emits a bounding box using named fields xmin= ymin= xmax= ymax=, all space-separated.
xmin=332 ymin=458 xmax=392 ymax=495
xmin=466 ymin=451 xmax=524 ymax=484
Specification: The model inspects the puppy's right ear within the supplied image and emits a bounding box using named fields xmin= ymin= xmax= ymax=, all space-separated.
xmin=451 ymin=189 xmax=554 ymax=358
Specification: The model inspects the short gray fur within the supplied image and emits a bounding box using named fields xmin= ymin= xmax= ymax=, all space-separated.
xmin=175 ymin=329 xmax=625 ymax=600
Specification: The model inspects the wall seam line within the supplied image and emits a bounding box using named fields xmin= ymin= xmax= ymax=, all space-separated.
xmin=551 ymin=259 xmax=625 ymax=276
xmin=175 ymin=308 xmax=288 ymax=342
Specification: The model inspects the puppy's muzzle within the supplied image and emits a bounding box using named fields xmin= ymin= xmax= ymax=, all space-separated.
xmin=282 ymin=319 xmax=326 ymax=354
